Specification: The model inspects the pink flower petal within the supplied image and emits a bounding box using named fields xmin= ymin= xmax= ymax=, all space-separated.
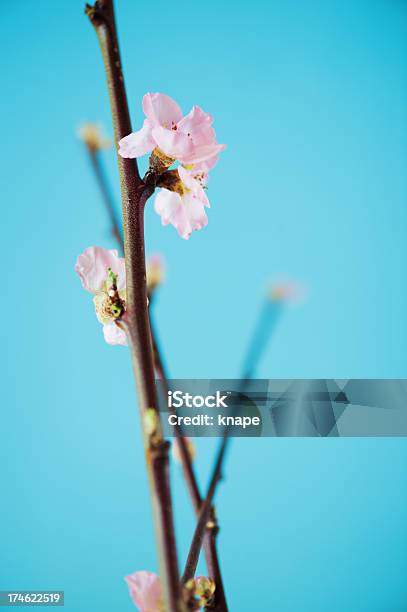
xmin=125 ymin=571 xmax=162 ymax=611
xmin=192 ymin=155 xmax=219 ymax=174
xmin=154 ymin=189 xmax=208 ymax=240
xmin=177 ymin=105 xmax=213 ymax=141
xmin=103 ymin=323 xmax=127 ymax=346
xmin=177 ymin=105 xmax=226 ymax=167
xmin=180 ymin=143 xmax=226 ymax=166
xmin=154 ymin=188 xmax=183 ymax=226
xmin=151 ymin=126 xmax=194 ymax=160
xmin=184 ymin=192 xmax=209 ymax=231
xmin=177 ymin=165 xmax=196 ymax=190
xmin=177 ymin=167 xmax=209 ymax=207
xmin=118 ymin=120 xmax=155 ymax=158
xmin=142 ymin=93 xmax=183 ymax=128
xmin=177 ymin=106 xmax=217 ymax=158
xmin=75 ymin=247 xmax=126 ymax=293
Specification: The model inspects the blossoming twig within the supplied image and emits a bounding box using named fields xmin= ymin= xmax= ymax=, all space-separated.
xmin=81 ymin=107 xmax=229 ymax=609
xmin=114 ymin=79 xmax=228 ymax=603
xmin=85 ymin=1 xmax=181 ymax=609
xmin=118 ymin=91 xmax=225 ymax=239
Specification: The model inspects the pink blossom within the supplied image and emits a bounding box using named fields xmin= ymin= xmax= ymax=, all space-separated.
xmin=146 ymin=253 xmax=165 ymax=292
xmin=75 ymin=247 xmax=127 ymax=346
xmin=102 ymin=322 xmax=127 ymax=345
xmin=125 ymin=571 xmax=163 ymax=612
xmin=119 ymin=93 xmax=225 ymax=166
xmin=154 ymin=166 xmax=210 ymax=239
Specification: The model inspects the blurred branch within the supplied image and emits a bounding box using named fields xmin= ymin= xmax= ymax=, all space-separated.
xmin=241 ymin=299 xmax=283 ymax=379
xmin=187 ymin=294 xmax=285 ymax=592
xmin=86 ymin=145 xmax=124 ymax=251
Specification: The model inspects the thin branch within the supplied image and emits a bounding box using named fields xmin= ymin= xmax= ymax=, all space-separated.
xmin=182 ymin=435 xmax=229 ymax=584
xmin=184 ymin=296 xmax=283 ymax=597
xmin=85 ymin=2 xmax=180 ymax=610
xmin=241 ymin=299 xmax=283 ymax=379
xmin=150 ymin=302 xmax=228 ymax=611
xmin=86 ymin=147 xmax=124 ymax=251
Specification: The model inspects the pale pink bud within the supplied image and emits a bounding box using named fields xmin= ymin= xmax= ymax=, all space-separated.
xmin=269 ymin=280 xmax=307 ymax=304
xmin=146 ymin=254 xmax=165 ymax=293
xmin=125 ymin=571 xmax=163 ymax=612
xmin=172 ymin=437 xmax=196 ymax=464
xmin=78 ymin=123 xmax=111 ymax=152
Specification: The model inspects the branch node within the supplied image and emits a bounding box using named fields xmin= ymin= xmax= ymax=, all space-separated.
xmin=85 ymin=1 xmax=112 ymax=26
xmin=150 ymin=439 xmax=170 ymax=459
xmin=85 ymin=3 xmax=101 ymax=24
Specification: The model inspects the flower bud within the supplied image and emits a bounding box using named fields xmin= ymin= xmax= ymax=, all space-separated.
xmin=144 ymin=408 xmax=164 ymax=449
xmin=183 ymin=576 xmax=216 ymax=609
xmin=147 ymin=254 xmax=165 ymax=294
xmin=78 ymin=123 xmax=111 ymax=152
xmin=144 ymin=408 xmax=159 ymax=436
xmin=172 ymin=437 xmax=196 ymax=464
xmin=93 ymin=268 xmax=125 ymax=324
xmin=269 ymin=280 xmax=306 ymax=304
xmin=194 ymin=576 xmax=216 ymax=600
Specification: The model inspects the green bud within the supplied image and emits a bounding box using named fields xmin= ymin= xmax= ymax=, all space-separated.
xmin=106 ymin=267 xmax=118 ymax=289
xmin=144 ymin=408 xmax=159 ymax=436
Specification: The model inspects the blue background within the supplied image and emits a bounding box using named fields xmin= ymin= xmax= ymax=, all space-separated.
xmin=1 ymin=0 xmax=407 ymax=609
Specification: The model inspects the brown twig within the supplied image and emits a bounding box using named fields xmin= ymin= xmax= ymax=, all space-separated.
xmin=182 ymin=434 xmax=228 ymax=584
xmin=150 ymin=305 xmax=228 ymax=611
xmin=86 ymin=147 xmax=124 ymax=250
xmin=85 ymin=2 xmax=181 ymax=609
